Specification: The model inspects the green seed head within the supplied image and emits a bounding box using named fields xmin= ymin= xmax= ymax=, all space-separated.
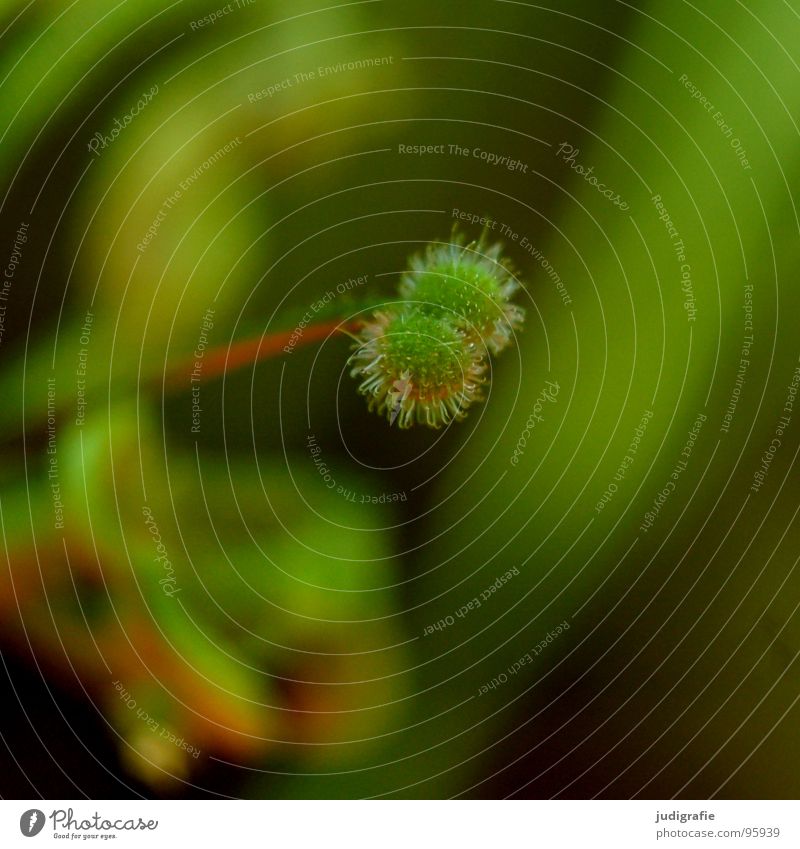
xmin=399 ymin=232 xmax=525 ymax=354
xmin=351 ymin=229 xmax=525 ymax=428
xmin=382 ymin=310 xmax=472 ymax=387
xmin=350 ymin=308 xmax=485 ymax=429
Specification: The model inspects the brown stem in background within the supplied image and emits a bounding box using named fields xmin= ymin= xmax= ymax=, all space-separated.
xmin=162 ymin=319 xmax=358 ymax=390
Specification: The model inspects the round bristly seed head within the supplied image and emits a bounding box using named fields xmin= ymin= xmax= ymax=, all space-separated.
xmin=399 ymin=231 xmax=525 ymax=354
xmin=349 ymin=309 xmax=486 ymax=428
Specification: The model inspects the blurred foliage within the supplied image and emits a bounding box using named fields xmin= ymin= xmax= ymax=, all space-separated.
xmin=1 ymin=0 xmax=799 ymax=799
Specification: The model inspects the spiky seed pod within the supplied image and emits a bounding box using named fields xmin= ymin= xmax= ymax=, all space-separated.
xmin=349 ymin=308 xmax=486 ymax=429
xmin=399 ymin=231 xmax=525 ymax=355
xmin=350 ymin=229 xmax=524 ymax=428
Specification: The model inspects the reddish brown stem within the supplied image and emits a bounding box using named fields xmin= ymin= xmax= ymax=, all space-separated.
xmin=162 ymin=319 xmax=358 ymax=389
